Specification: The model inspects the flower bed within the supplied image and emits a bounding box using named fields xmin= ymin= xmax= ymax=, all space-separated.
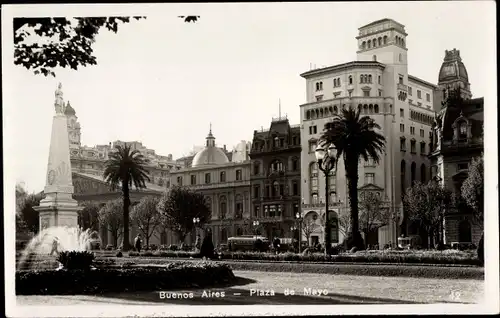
xmin=16 ymin=261 xmax=236 ymax=295
xmin=125 ymin=249 xmax=481 ymax=266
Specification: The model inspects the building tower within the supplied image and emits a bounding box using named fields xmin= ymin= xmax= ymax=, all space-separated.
xmin=64 ymin=101 xmax=81 ymax=150
xmin=437 ymin=48 xmax=472 ymax=101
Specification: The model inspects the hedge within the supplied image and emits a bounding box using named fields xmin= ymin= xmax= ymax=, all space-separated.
xmin=225 ymin=261 xmax=484 ymax=280
xmin=16 ymin=261 xmax=236 ymax=295
xmin=126 ymin=249 xmax=481 ymax=266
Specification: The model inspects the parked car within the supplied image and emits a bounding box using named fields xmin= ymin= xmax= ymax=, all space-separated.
xmin=227 ymin=235 xmax=270 ymax=252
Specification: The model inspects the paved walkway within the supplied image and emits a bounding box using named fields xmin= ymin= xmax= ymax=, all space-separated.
xmin=16 ymin=270 xmax=483 ymax=305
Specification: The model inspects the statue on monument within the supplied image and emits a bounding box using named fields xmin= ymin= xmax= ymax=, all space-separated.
xmin=54 ymin=82 xmax=64 ymax=114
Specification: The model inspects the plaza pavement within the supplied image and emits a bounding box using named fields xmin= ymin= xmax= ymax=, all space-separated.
xmin=16 ymin=270 xmax=483 ymax=305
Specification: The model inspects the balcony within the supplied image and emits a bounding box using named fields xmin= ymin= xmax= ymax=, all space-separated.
xmin=397 ymin=83 xmax=408 ymax=92
xmin=189 ymin=180 xmax=250 ymax=190
xmin=302 ymin=202 xmax=341 ymax=209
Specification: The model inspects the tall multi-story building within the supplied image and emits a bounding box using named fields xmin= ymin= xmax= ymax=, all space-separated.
xmin=249 ymin=116 xmax=302 ymax=240
xmin=169 ymin=127 xmax=252 ymax=246
xmin=429 ymin=49 xmax=484 ymax=245
xmin=299 ymin=19 xmax=437 ymax=248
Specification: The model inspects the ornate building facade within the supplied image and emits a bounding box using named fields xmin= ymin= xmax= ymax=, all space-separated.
xmin=429 ymin=49 xmax=484 ymax=245
xmin=249 ymin=117 xmax=302 ymax=241
xmin=299 ymin=19 xmax=438 ymax=248
xmin=168 ymin=127 xmax=252 ymax=246
xmin=65 ymin=103 xmax=183 ymax=186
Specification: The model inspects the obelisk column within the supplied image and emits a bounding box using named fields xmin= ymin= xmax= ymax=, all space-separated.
xmin=35 ymin=83 xmax=83 ymax=231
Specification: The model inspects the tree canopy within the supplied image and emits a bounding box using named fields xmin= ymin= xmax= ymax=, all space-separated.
xmin=461 ymin=156 xmax=484 ymax=227
xmin=98 ymin=199 xmax=124 ymax=247
xmin=14 ymin=16 xmax=145 ymax=77
xmin=15 ymin=183 xmax=43 ymax=233
xmin=131 ymin=196 xmax=162 ymax=247
xmin=77 ymin=201 xmax=100 ymax=231
xmin=157 ymin=186 xmax=211 ymax=243
xmin=358 ymin=192 xmax=391 ymax=235
xmin=403 ymin=181 xmax=452 ymax=244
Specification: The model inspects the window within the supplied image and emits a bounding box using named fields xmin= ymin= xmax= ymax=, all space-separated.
xmin=410 ymin=127 xmax=415 ymax=135
xmin=378 ymin=76 xmax=381 ymax=84
xmin=410 ymin=140 xmax=416 ymax=153
xmin=349 ymin=90 xmax=352 ymax=97
xmin=372 ymin=55 xmax=377 ymax=61
xmin=254 ymin=185 xmax=260 ymax=198
xmin=177 ymin=176 xmax=183 ymax=186
xmin=316 ymin=95 xmax=323 ymax=101
xmin=420 ymin=129 xmax=424 ymax=137
xmin=408 ymin=87 xmax=412 ymax=96
xmin=417 ymin=90 xmax=422 ymax=99
xmin=400 ymin=124 xmax=405 ymax=133
xmin=378 ymin=90 xmax=382 ymax=97
xmin=368 ymin=75 xmax=372 ymax=83
xmin=308 ymin=141 xmax=316 ymax=153
xmin=363 ymin=90 xmax=370 ymax=97
xmin=364 ymin=157 xmax=375 ymax=167
xmin=420 ymin=142 xmax=426 ymax=155
xmin=310 ymin=162 xmax=319 ymax=193
xmin=236 ymin=169 xmax=242 ymax=181
xmin=219 ymin=197 xmax=227 ymax=219
xmin=292 ymin=136 xmax=298 ymax=145
xmin=205 ymin=173 xmax=211 ymax=184
xmin=315 ymin=82 xmax=323 ymax=91
xmin=271 ymin=160 xmax=284 ymax=172
xmin=458 ymin=163 xmax=469 ymax=170
xmin=253 ymin=162 xmax=259 ymax=175
xmin=291 ymin=157 xmax=299 ymax=171
xmin=349 ymin=75 xmax=353 ymax=85
xmin=364 ymin=173 xmax=375 ymax=184
xmin=292 ymin=182 xmax=299 ymax=196
xmin=254 ymin=206 xmax=260 ymax=218
xmin=273 ymin=136 xmax=279 ymax=148
xmin=400 ymin=108 xmax=404 ymax=118
xmin=309 ymin=125 xmax=317 ymax=135
xmin=190 ymin=175 xmax=196 ymax=185
xmin=426 ymin=93 xmax=430 ymax=102
xmin=458 ymin=122 xmax=467 ymax=139
xmin=399 ymin=75 xmax=404 ymax=84
xmin=272 ymin=181 xmax=279 ymax=197
xmin=360 ymin=74 xmax=363 ymax=83
xmin=400 ymin=138 xmax=406 ymax=151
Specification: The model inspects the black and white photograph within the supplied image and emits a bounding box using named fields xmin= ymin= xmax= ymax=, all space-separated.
xmin=3 ymin=2 xmax=498 ymax=317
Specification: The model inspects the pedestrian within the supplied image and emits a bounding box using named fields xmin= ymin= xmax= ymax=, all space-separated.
xmin=273 ymin=237 xmax=281 ymax=254
xmin=200 ymin=230 xmax=215 ymax=260
xmin=49 ymin=237 xmax=59 ymax=256
xmin=134 ymin=234 xmax=142 ymax=253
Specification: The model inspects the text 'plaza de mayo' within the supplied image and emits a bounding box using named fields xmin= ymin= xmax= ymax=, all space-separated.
xmin=56 ymin=18 xmax=483 ymax=249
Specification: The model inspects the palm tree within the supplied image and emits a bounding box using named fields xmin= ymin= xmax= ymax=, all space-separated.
xmin=103 ymin=144 xmax=150 ymax=251
xmin=319 ymin=108 xmax=386 ymax=250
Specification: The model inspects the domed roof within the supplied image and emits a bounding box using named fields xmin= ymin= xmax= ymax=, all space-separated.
xmin=64 ymin=101 xmax=76 ymax=116
xmin=438 ymin=49 xmax=469 ymax=83
xmin=192 ymin=147 xmax=229 ymax=167
xmin=191 ymin=125 xmax=229 ymax=167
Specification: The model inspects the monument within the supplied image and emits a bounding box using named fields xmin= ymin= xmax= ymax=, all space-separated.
xmin=34 ymin=83 xmax=83 ymax=231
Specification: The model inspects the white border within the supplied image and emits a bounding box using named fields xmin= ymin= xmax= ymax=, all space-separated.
xmin=3 ymin=3 xmax=498 ymax=317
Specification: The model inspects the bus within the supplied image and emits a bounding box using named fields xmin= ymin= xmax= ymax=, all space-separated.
xmin=227 ymin=235 xmax=270 ymax=252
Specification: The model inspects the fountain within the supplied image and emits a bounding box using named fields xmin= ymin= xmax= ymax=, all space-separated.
xmin=16 ymin=227 xmax=102 ymax=271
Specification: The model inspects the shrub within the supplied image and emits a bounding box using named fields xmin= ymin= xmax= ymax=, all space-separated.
xmin=168 ymin=244 xmax=178 ymax=251
xmin=116 ymin=251 xmax=123 ymax=257
xmin=57 ymin=251 xmax=95 ymax=270
xmin=105 ymin=245 xmax=114 ymax=251
xmin=16 ymin=261 xmax=236 ymax=295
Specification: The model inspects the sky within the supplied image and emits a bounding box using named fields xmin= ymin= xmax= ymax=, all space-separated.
xmin=2 ymin=2 xmax=497 ymax=193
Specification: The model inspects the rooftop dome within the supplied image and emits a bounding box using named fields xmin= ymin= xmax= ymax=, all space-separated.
xmin=191 ymin=125 xmax=229 ymax=167
xmin=64 ymin=101 xmax=76 ymax=116
xmin=438 ymin=49 xmax=469 ymax=83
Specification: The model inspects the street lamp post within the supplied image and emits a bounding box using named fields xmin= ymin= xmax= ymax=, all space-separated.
xmin=193 ymin=217 xmax=200 ymax=246
xmin=315 ymin=142 xmax=337 ymax=254
xmin=252 ymin=220 xmax=260 ymax=235
xmin=295 ymin=211 xmax=303 ymax=253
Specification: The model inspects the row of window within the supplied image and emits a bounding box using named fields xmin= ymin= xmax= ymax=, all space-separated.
xmin=252 ymin=159 xmax=299 ymax=175
xmin=400 ymin=124 xmax=426 ymax=138
xmin=253 ymin=204 xmax=297 ymax=219
xmin=400 ymin=137 xmax=427 ymax=155
xmin=306 ymin=103 xmax=385 ymax=121
xmin=408 ymin=87 xmax=431 ymax=102
xmin=252 ymin=135 xmax=300 ymax=151
xmin=177 ymin=169 xmax=243 ymax=186
xmin=316 ymin=74 xmax=382 ymax=92
xmin=410 ymin=110 xmax=434 ymax=125
xmin=400 ymin=161 xmax=428 ymax=195
xmin=253 ymin=181 xmax=300 ymax=199
xmin=360 ymin=35 xmax=389 ymax=50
